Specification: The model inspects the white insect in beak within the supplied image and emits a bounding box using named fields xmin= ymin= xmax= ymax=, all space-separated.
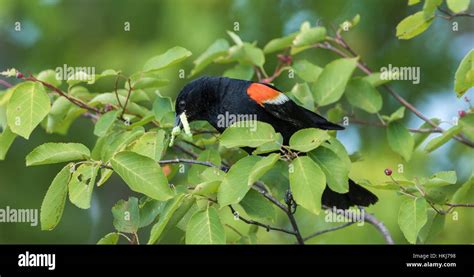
xmin=169 ymin=111 xmax=192 ymax=147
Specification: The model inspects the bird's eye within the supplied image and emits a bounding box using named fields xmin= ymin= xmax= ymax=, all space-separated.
xmin=178 ymin=100 xmax=186 ymax=110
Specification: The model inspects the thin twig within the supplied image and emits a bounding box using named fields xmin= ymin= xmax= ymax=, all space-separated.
xmin=229 ymin=206 xmax=296 ymax=235
xmin=304 ymin=222 xmax=355 ymax=242
xmin=0 ymin=79 xmax=13 ymax=88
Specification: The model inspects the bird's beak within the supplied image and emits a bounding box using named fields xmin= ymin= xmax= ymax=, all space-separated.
xmin=174 ymin=112 xmax=184 ymax=129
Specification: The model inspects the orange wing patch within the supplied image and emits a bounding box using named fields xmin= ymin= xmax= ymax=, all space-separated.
xmin=247 ymin=83 xmax=281 ymax=106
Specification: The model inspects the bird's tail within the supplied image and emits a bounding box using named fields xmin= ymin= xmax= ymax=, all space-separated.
xmin=322 ymin=179 xmax=378 ymax=209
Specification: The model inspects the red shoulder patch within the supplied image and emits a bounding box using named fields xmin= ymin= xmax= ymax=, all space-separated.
xmin=247 ymin=83 xmax=280 ymax=106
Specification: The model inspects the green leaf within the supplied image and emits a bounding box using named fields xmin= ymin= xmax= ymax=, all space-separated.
xmin=289 ymin=128 xmax=330 ymax=152
xmin=191 ymin=39 xmax=229 ymax=76
xmin=129 ymin=130 xmax=166 ymax=161
xmin=0 ymin=126 xmax=16 ymax=160
xmin=227 ymin=30 xmax=243 ymax=45
xmin=292 ymin=26 xmax=326 ymax=48
xmin=223 ymin=64 xmax=254 ymax=80
xmin=424 ymin=171 xmax=457 ymax=187
xmin=68 ymin=163 xmax=99 ymax=209
xmin=345 ymin=78 xmax=383 ymax=113
xmin=424 ymin=125 xmax=462 ymax=153
xmin=147 ymin=194 xmax=186 ymax=244
xmin=423 ymin=0 xmax=443 ymax=17
xmin=452 ymin=174 xmax=474 ymax=203
xmin=110 ymin=151 xmax=173 ymax=201
xmin=152 ymin=94 xmax=173 ymax=123
xmin=293 ymin=60 xmax=323 ymax=83
xmin=396 ymin=12 xmax=434 ymax=40
xmin=228 ymin=43 xmax=265 ymax=67
xmin=413 ymin=118 xmax=441 ymax=148
xmin=143 ymin=46 xmax=192 ymax=72
xmin=240 ymin=189 xmax=275 ymax=221
xmin=248 ymin=153 xmax=280 ymax=186
xmin=308 ymin=145 xmax=349 ymax=193
xmin=192 ymin=180 xmax=221 ymax=196
xmin=398 ymin=196 xmax=428 ymax=244
xmin=460 ymin=113 xmax=474 ymax=141
xmin=94 ymin=110 xmax=120 ymax=137
xmin=289 ymin=83 xmax=314 ymax=110
xmin=263 ymin=33 xmax=297 ymax=54
xmin=409 ymin=0 xmax=421 ymax=5
xmin=6 ymin=82 xmax=51 ymax=139
xmin=252 ymin=132 xmax=283 ymax=155
xmin=26 ymin=143 xmax=90 ymax=166
xmin=40 ymin=164 xmax=71 ymax=230
xmin=97 ymin=232 xmax=120 ymax=244
xmin=289 ymin=156 xmax=326 ymax=215
xmin=384 ymin=107 xmax=406 ymax=123
xmin=112 ymin=197 xmax=140 ymax=233
xmin=138 ymin=197 xmax=164 ymax=228
xmin=37 ymin=69 xmax=61 ymax=87
xmin=217 ymin=155 xmax=260 ymax=206
xmin=387 ymin=122 xmax=414 ymax=161
xmin=220 ymin=121 xmax=277 ymax=148
xmin=312 ymin=58 xmax=358 ymax=106
xmin=418 ymin=210 xmax=445 ymax=243
xmin=101 ymin=127 xmax=145 ymax=161
xmin=454 ymin=50 xmax=474 ymax=97
xmin=363 ymin=72 xmax=395 ymax=87
xmin=447 ymin=0 xmax=470 ymax=13
xmin=186 ymin=206 xmax=226 ymax=244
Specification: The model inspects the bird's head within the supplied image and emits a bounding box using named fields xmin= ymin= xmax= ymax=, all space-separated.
xmin=174 ymin=76 xmax=218 ymax=129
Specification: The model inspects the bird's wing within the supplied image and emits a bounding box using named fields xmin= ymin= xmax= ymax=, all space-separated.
xmin=246 ymin=82 xmax=344 ymax=130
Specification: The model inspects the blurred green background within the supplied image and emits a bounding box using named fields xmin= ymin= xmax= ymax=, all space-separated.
xmin=0 ymin=0 xmax=473 ymax=244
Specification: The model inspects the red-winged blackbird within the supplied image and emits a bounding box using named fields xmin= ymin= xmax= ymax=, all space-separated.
xmin=174 ymin=76 xmax=378 ymax=209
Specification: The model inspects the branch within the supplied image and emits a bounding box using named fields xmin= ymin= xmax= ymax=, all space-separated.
xmin=228 ymin=205 xmax=296 ymax=235
xmin=324 ymin=36 xmax=474 ymax=148
xmin=21 ymin=73 xmax=101 ymax=114
xmin=348 ymin=116 xmax=442 ymax=133
xmin=0 ymin=79 xmax=13 ymax=88
xmin=323 ymin=205 xmax=394 ymax=244
xmin=437 ymin=6 xmax=474 ymax=20
xmin=304 ymin=222 xmax=355 ymax=242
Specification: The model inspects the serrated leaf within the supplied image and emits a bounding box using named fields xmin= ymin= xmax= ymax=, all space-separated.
xmin=143 ymin=46 xmax=192 ymax=72
xmin=6 ymin=82 xmax=51 ymax=139
xmin=454 ymin=50 xmax=474 ymax=97
xmin=289 ymin=156 xmax=326 ymax=215
xmin=312 ymin=58 xmax=358 ymax=106
xmin=111 ymin=151 xmax=173 ymax=201
xmin=112 ymin=197 xmax=140 ymax=233
xmin=293 ymin=60 xmax=323 ymax=83
xmin=26 ymin=143 xmax=90 ymax=166
xmin=452 ymin=174 xmax=474 ymax=203
xmin=147 ymin=194 xmax=186 ymax=244
xmin=240 ymin=189 xmax=275 ymax=221
xmin=398 ymin=196 xmax=428 ymax=244
xmin=308 ymin=145 xmax=349 ymax=193
xmin=97 ymin=232 xmax=120 ymax=244
xmin=424 ymin=125 xmax=462 ymax=152
xmin=68 ymin=163 xmax=99 ymax=209
xmin=185 ymin=206 xmax=226 ymax=244
xmin=396 ymin=12 xmax=434 ymax=40
xmin=345 ymin=78 xmax=382 ymax=113
xmin=0 ymin=126 xmax=16 ymax=160
xmin=263 ymin=33 xmax=297 ymax=53
xmin=387 ymin=121 xmax=414 ymax=161
xmin=289 ymin=128 xmax=330 ymax=152
xmin=223 ymin=64 xmax=254 ymax=80
xmin=191 ymin=39 xmax=229 ymax=76
xmin=220 ymin=121 xmax=276 ymax=148
xmin=447 ymin=0 xmax=470 ymax=13
xmin=217 ymin=155 xmax=260 ymax=206
xmin=40 ymin=164 xmax=71 ymax=230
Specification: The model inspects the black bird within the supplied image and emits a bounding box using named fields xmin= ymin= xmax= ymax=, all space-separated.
xmin=174 ymin=76 xmax=378 ymax=209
